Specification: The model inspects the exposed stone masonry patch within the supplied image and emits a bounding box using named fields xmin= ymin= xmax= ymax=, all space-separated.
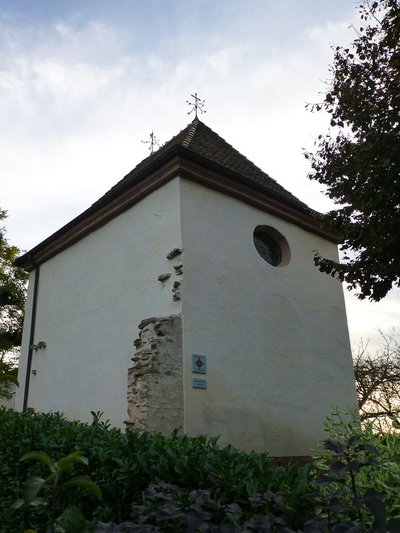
xmin=166 ymin=248 xmax=182 ymax=260
xmin=172 ymin=281 xmax=181 ymax=301
xmin=126 ymin=315 xmax=183 ymax=434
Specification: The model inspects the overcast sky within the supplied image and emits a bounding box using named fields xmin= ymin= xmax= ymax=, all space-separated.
xmin=1 ymin=0 xmax=398 ymax=352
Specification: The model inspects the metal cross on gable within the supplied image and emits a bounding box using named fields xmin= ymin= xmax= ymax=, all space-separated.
xmin=186 ymin=92 xmax=206 ymax=118
xmin=141 ymin=130 xmax=160 ymax=155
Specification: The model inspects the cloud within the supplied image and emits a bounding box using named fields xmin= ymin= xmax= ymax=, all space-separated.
xmin=0 ymin=10 xmax=354 ymax=245
xmin=345 ymin=287 xmax=400 ymax=352
xmin=1 ymin=1 xmax=398 ymax=352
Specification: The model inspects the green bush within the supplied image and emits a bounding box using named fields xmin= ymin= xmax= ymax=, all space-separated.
xmin=311 ymin=412 xmax=400 ymax=531
xmin=0 ymin=408 xmax=314 ymax=531
xmin=2 ymin=408 xmax=400 ymax=532
xmin=6 ymin=450 xmax=101 ymax=533
xmin=355 ymin=426 xmax=400 ymax=523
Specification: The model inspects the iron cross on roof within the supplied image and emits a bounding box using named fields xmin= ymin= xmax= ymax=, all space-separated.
xmin=186 ymin=92 xmax=206 ymax=118
xmin=141 ymin=130 xmax=160 ymax=154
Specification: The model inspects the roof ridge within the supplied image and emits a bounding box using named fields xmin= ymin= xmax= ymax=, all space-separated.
xmin=181 ymin=117 xmax=200 ymax=148
xmin=89 ymin=118 xmax=309 ymax=215
xmin=179 ymin=120 xmax=308 ymax=206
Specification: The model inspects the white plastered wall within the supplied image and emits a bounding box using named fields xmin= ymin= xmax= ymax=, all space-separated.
xmin=16 ymin=178 xmax=183 ymax=426
xmin=179 ymin=179 xmax=357 ymax=456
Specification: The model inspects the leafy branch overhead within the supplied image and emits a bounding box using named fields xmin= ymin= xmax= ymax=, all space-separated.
xmin=306 ymin=0 xmax=400 ymax=301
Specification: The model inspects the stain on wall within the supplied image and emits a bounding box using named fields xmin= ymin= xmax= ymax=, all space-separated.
xmin=126 ymin=314 xmax=183 ymax=434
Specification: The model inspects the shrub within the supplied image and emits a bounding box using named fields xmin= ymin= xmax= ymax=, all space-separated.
xmin=3 ymin=408 xmax=399 ymax=532
xmin=0 ymin=408 xmax=314 ymax=531
xmin=311 ymin=412 xmax=400 ymax=531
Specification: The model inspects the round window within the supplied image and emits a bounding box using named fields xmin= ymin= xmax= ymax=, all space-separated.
xmin=253 ymin=226 xmax=290 ymax=267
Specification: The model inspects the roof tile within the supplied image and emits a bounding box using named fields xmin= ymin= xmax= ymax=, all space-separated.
xmin=103 ymin=118 xmax=309 ymax=211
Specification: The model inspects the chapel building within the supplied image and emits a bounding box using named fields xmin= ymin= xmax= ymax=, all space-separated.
xmin=15 ymin=118 xmax=358 ymax=456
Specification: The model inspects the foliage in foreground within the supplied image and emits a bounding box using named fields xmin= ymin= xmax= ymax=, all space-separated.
xmin=1 ymin=408 xmax=400 ymax=532
xmin=310 ymin=413 xmax=400 ymax=532
xmin=0 ymin=408 xmax=312 ymax=532
xmin=6 ymin=450 xmax=102 ymax=533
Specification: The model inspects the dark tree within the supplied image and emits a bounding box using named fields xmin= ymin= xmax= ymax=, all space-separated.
xmin=306 ymin=0 xmax=400 ymax=301
xmin=0 ymin=209 xmax=28 ymax=399
xmin=354 ymin=333 xmax=400 ymax=431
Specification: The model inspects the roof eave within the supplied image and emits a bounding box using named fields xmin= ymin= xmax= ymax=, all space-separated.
xmin=15 ymin=146 xmax=341 ymax=271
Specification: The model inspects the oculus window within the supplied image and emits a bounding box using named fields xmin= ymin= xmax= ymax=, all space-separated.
xmin=253 ymin=226 xmax=290 ymax=267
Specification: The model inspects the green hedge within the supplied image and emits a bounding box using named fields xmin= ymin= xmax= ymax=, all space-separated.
xmin=0 ymin=408 xmax=313 ymax=531
xmin=2 ymin=408 xmax=400 ymax=532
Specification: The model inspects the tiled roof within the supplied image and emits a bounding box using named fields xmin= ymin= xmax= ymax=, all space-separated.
xmin=15 ymin=118 xmax=327 ymax=270
xmin=103 ymin=118 xmax=310 ymax=212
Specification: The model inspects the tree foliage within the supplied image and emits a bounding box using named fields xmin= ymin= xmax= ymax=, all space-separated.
xmin=306 ymin=0 xmax=400 ymax=301
xmin=0 ymin=208 xmax=28 ymax=398
xmin=354 ymin=332 xmax=400 ymax=431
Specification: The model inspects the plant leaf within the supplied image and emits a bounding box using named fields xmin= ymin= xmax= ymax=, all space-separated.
xmin=3 ymin=499 xmax=24 ymax=521
xmin=330 ymin=461 xmax=348 ymax=478
xmin=57 ymin=505 xmax=86 ymax=533
xmin=323 ymin=439 xmax=344 ymax=454
xmin=363 ymin=489 xmax=386 ymax=530
xmin=23 ymin=475 xmax=46 ymax=504
xmin=0 ymin=373 xmax=18 ymax=385
xmin=357 ymin=444 xmax=380 ymax=455
xmin=62 ymin=476 xmax=102 ymax=500
xmin=20 ymin=451 xmax=54 ymax=469
xmin=29 ymin=497 xmax=47 ymax=507
xmin=58 ymin=451 xmax=89 ymax=473
xmin=314 ymin=475 xmax=339 ymax=486
xmin=9 ymin=498 xmax=25 ymax=510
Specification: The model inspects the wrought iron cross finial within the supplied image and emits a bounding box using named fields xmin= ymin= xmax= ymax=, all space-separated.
xmin=141 ymin=130 xmax=160 ymax=155
xmin=186 ymin=92 xmax=206 ymax=118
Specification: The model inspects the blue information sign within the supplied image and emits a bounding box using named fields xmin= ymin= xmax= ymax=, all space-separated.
xmin=192 ymin=378 xmax=207 ymax=389
xmin=192 ymin=354 xmax=206 ymax=374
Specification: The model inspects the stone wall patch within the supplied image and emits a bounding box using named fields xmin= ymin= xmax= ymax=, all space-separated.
xmin=126 ymin=314 xmax=183 ymax=434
